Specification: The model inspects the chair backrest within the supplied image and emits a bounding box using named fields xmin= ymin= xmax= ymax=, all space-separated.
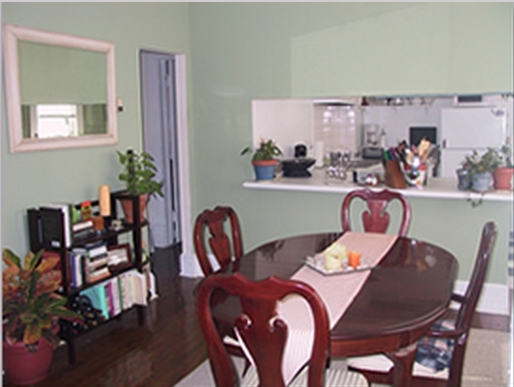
xmin=439 ymin=221 xmax=497 ymax=387
xmin=196 ymin=272 xmax=330 ymax=387
xmin=454 ymin=221 xmax=497 ymax=332
xmin=193 ymin=206 xmax=243 ymax=276
xmin=341 ymin=188 xmax=411 ymax=236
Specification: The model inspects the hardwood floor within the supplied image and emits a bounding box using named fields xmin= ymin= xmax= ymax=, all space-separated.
xmin=3 ymin=245 xmax=510 ymax=386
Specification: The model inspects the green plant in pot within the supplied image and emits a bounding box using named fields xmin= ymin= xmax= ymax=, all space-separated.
xmin=117 ymin=149 xmax=164 ymax=223
xmin=461 ymin=148 xmax=498 ymax=192
xmin=240 ymin=139 xmax=283 ymax=181
xmin=491 ymin=144 xmax=514 ymax=190
xmin=2 ymin=248 xmax=84 ymax=385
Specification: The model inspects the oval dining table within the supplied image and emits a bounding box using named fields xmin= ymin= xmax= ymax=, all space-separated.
xmin=208 ymin=231 xmax=458 ymax=387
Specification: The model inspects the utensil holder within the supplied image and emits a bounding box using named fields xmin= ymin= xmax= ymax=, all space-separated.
xmin=384 ymin=160 xmax=407 ymax=189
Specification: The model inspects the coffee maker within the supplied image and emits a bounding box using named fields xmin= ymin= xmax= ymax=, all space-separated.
xmin=361 ymin=124 xmax=385 ymax=159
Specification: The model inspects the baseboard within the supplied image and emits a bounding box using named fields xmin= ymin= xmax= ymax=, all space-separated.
xmin=179 ymin=252 xmax=203 ymax=277
xmin=452 ymin=280 xmax=510 ymax=316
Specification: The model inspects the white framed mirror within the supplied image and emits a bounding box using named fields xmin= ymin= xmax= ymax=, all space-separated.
xmin=2 ymin=24 xmax=117 ymax=153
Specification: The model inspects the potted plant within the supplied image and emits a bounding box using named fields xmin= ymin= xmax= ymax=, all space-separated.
xmin=117 ymin=149 xmax=164 ymax=223
xmin=491 ymin=144 xmax=514 ymax=190
xmin=240 ymin=139 xmax=283 ymax=181
xmin=3 ymin=248 xmax=83 ymax=385
xmin=460 ymin=148 xmax=498 ymax=193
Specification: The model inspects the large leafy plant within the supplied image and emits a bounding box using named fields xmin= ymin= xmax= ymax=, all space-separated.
xmin=117 ymin=149 xmax=164 ymax=197
xmin=2 ymin=249 xmax=83 ymax=351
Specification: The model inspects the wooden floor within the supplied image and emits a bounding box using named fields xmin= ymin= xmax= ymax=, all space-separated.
xmin=3 ymin=245 xmax=511 ymax=387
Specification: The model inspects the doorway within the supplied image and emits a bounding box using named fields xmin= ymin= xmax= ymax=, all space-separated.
xmin=140 ymin=50 xmax=182 ymax=249
xmin=139 ymin=49 xmax=195 ymax=276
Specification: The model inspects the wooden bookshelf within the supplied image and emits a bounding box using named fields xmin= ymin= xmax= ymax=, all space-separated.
xmin=27 ymin=190 xmax=150 ymax=365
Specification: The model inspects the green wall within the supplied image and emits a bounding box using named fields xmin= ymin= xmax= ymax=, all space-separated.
xmin=2 ymin=3 xmax=513 ymax=287
xmin=187 ymin=3 xmax=513 ymax=285
xmin=1 ymin=2 xmax=191 ymax=256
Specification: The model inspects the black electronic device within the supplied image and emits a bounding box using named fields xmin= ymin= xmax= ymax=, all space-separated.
xmin=282 ymin=158 xmax=315 ymax=177
xmin=410 ymin=126 xmax=437 ymax=147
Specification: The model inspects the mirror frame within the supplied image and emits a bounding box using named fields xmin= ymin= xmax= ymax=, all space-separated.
xmin=2 ymin=24 xmax=117 ymax=153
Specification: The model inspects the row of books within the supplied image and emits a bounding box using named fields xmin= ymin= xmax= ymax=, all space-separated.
xmin=80 ymin=269 xmax=149 ymax=320
xmin=69 ymin=242 xmax=110 ymax=287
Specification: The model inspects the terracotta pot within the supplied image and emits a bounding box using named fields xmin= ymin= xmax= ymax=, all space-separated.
xmin=252 ymin=159 xmax=277 ymax=181
xmin=493 ymin=167 xmax=514 ymax=190
xmin=3 ymin=338 xmax=55 ymax=385
xmin=120 ymin=194 xmax=149 ymax=224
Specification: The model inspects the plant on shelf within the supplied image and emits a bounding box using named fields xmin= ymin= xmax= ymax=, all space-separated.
xmin=459 ymin=148 xmax=502 ymax=207
xmin=491 ymin=144 xmax=514 ymax=190
xmin=240 ymin=139 xmax=283 ymax=181
xmin=117 ymin=149 xmax=164 ymax=223
xmin=2 ymin=248 xmax=84 ymax=385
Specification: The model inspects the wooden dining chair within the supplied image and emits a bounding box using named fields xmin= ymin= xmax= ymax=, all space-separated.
xmin=341 ymin=188 xmax=411 ymax=236
xmin=196 ymin=272 xmax=369 ymax=387
xmin=347 ymin=221 xmax=498 ymax=387
xmin=193 ymin=206 xmax=243 ymax=276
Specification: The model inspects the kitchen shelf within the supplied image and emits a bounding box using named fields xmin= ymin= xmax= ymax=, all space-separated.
xmin=242 ymin=169 xmax=513 ymax=202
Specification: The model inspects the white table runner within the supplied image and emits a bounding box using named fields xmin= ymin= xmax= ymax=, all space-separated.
xmin=277 ymin=232 xmax=399 ymax=385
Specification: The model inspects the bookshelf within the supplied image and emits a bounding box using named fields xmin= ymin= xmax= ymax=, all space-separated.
xmin=27 ymin=191 xmax=152 ymax=365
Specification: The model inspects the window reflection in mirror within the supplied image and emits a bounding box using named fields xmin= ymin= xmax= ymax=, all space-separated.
xmin=21 ymin=103 xmax=107 ymax=139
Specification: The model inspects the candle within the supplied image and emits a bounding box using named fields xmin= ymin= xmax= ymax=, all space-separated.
xmin=99 ymin=185 xmax=111 ymax=216
xmin=348 ymin=250 xmax=361 ymax=269
xmin=324 ymin=253 xmax=341 ymax=271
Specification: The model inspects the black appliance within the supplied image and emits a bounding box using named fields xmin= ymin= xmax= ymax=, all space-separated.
xmin=282 ymin=144 xmax=315 ymax=177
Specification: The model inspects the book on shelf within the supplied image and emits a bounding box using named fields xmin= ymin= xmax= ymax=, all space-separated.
xmin=68 ymin=251 xmax=84 ymax=289
xmin=38 ymin=203 xmax=73 ymax=248
xmin=72 ymin=218 xmax=96 ymax=240
xmin=76 ymin=269 xmax=149 ymax=322
xmin=131 ymin=270 xmax=148 ymax=306
xmin=73 ymin=227 xmax=96 ymax=240
xmin=105 ymin=278 xmax=122 ymax=317
xmin=86 ymin=243 xmax=108 ymax=259
xmin=72 ymin=219 xmax=94 ymax=233
xmin=85 ymin=266 xmax=110 ymax=284
xmin=81 ymin=283 xmax=110 ymax=320
xmin=119 ymin=271 xmax=135 ymax=310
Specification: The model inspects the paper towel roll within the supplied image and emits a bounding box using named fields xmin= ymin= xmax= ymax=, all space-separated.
xmin=99 ymin=185 xmax=111 ymax=216
xmin=314 ymin=141 xmax=324 ymax=167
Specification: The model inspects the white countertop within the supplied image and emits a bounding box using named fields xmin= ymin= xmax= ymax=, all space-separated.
xmin=242 ymin=169 xmax=513 ymax=202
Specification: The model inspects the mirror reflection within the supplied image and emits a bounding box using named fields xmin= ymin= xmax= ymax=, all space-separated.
xmin=3 ymin=24 xmax=117 ymax=153
xmin=18 ymin=40 xmax=108 ymax=139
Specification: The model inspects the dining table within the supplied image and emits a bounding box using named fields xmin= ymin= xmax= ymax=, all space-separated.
xmin=208 ymin=231 xmax=458 ymax=387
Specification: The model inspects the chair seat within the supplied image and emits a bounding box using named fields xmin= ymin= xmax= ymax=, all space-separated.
xmin=242 ymin=363 xmax=369 ymax=387
xmin=347 ymin=354 xmax=448 ymax=380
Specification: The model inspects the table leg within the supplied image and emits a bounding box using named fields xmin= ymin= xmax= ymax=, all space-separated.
xmin=385 ymin=343 xmax=417 ymax=387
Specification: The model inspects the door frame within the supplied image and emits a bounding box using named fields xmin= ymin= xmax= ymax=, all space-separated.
xmin=172 ymin=54 xmax=197 ymax=277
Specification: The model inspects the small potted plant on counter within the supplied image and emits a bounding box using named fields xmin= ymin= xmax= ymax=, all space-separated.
xmin=460 ymin=148 xmax=498 ymax=193
xmin=117 ymin=148 xmax=164 ymax=223
xmin=3 ymin=248 xmax=84 ymax=385
xmin=241 ymin=138 xmax=283 ymax=181
xmin=492 ymin=144 xmax=513 ymax=190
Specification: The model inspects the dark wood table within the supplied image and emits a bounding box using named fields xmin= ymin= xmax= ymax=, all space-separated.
xmin=219 ymin=232 xmax=458 ymax=387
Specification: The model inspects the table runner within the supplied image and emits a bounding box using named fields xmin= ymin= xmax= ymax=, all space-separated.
xmin=277 ymin=232 xmax=399 ymax=385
